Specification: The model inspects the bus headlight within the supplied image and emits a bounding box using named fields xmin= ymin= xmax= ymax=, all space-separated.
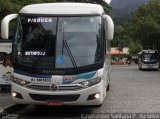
xmin=11 ymin=76 xmax=30 ymax=86
xmin=79 ymin=76 xmax=102 ymax=87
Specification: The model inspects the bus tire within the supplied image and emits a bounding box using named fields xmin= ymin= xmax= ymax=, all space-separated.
xmin=107 ymin=84 xmax=110 ymax=91
xmin=156 ymin=68 xmax=159 ymax=71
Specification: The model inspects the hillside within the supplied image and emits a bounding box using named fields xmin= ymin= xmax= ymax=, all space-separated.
xmin=110 ymin=0 xmax=149 ymax=23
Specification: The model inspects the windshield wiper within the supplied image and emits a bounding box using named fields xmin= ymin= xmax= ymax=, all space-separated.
xmin=62 ymin=40 xmax=77 ymax=69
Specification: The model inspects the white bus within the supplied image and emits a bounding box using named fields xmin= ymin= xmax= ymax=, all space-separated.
xmin=0 ymin=40 xmax=12 ymax=90
xmin=1 ymin=3 xmax=114 ymax=107
xmin=138 ymin=50 xmax=159 ymax=70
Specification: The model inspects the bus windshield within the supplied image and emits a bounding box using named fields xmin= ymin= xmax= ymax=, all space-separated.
xmin=13 ymin=15 xmax=102 ymax=70
xmin=142 ymin=53 xmax=158 ymax=63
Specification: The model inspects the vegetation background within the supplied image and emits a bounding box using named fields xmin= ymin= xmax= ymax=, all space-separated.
xmin=112 ymin=0 xmax=160 ymax=56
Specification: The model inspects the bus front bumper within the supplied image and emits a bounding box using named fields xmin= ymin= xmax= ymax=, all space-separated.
xmin=142 ymin=63 xmax=159 ymax=69
xmin=11 ymin=81 xmax=105 ymax=106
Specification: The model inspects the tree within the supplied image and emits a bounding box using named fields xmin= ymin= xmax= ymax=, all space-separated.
xmin=113 ymin=0 xmax=160 ymax=58
xmin=129 ymin=0 xmax=160 ymax=51
xmin=128 ymin=41 xmax=142 ymax=54
xmin=112 ymin=24 xmax=131 ymax=47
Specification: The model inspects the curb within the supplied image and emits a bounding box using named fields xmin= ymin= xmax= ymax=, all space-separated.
xmin=0 ymin=104 xmax=16 ymax=117
xmin=0 ymin=104 xmax=28 ymax=117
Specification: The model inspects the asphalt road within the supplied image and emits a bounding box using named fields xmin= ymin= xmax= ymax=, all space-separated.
xmin=0 ymin=92 xmax=12 ymax=108
xmin=1 ymin=65 xmax=160 ymax=119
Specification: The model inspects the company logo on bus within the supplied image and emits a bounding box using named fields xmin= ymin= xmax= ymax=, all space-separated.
xmin=50 ymin=84 xmax=58 ymax=91
xmin=28 ymin=17 xmax=53 ymax=23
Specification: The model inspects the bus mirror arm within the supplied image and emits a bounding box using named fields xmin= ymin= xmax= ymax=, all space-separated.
xmin=1 ymin=14 xmax=18 ymax=39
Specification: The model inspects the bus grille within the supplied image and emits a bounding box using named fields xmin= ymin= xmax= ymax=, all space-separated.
xmin=29 ymin=94 xmax=80 ymax=102
xmin=26 ymin=84 xmax=84 ymax=91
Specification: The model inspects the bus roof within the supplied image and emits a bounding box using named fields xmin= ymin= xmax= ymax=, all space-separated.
xmin=19 ymin=3 xmax=104 ymax=15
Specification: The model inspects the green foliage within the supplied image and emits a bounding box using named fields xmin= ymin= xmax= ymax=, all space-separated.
xmin=112 ymin=25 xmax=124 ymax=47
xmin=131 ymin=0 xmax=160 ymax=51
xmin=128 ymin=41 xmax=142 ymax=54
xmin=113 ymin=0 xmax=160 ymax=56
xmin=0 ymin=0 xmax=21 ymax=19
xmin=112 ymin=25 xmax=131 ymax=47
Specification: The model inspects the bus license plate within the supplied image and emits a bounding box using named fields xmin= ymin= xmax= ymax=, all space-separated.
xmin=47 ymin=100 xmax=63 ymax=106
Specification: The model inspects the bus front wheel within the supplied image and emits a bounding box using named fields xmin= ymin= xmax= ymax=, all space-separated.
xmin=107 ymin=84 xmax=110 ymax=91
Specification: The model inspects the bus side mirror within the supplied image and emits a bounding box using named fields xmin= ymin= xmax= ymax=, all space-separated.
xmin=1 ymin=14 xmax=18 ymax=39
xmin=103 ymin=15 xmax=114 ymax=40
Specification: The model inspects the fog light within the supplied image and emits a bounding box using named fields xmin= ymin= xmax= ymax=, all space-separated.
xmin=87 ymin=93 xmax=100 ymax=100
xmin=95 ymin=93 xmax=100 ymax=99
xmin=12 ymin=91 xmax=23 ymax=99
xmin=12 ymin=92 xmax=17 ymax=97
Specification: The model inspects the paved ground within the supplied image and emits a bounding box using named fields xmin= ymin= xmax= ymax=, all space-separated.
xmin=1 ymin=65 xmax=160 ymax=119
xmin=0 ymin=92 xmax=12 ymax=108
xmin=100 ymin=65 xmax=160 ymax=113
xmin=0 ymin=92 xmax=12 ymax=116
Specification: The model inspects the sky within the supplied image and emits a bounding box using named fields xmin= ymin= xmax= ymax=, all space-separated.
xmin=104 ymin=0 xmax=111 ymax=4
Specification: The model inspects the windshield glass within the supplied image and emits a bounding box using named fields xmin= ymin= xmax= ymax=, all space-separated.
xmin=13 ymin=15 xmax=102 ymax=69
xmin=142 ymin=53 xmax=158 ymax=62
xmin=56 ymin=17 xmax=102 ymax=68
xmin=13 ymin=16 xmax=57 ymax=68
